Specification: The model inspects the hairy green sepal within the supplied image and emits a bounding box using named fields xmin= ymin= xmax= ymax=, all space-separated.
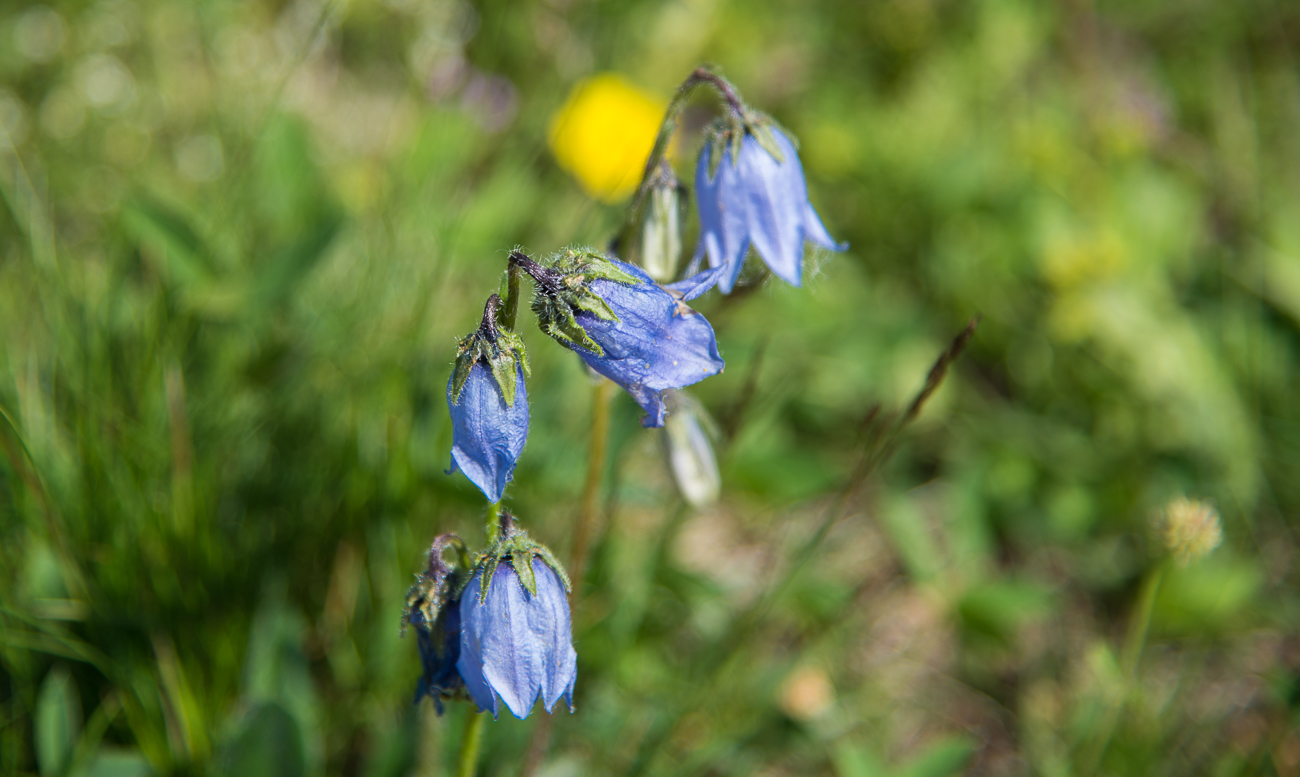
xmin=529 ymin=248 xmax=639 ymax=356
xmin=402 ymin=534 xmax=469 ymax=635
xmin=450 ymin=295 xmax=530 ymax=407
xmin=705 ymin=108 xmax=790 ymax=180
xmin=459 ymin=519 xmax=571 ymax=603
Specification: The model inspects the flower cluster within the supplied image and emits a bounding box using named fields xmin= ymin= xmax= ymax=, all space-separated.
xmin=405 ymin=516 xmax=576 ymax=719
xmin=406 ymin=65 xmax=844 ymax=726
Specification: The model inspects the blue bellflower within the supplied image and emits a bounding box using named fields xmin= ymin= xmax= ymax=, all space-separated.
xmin=693 ymin=123 xmax=846 ymax=294
xmin=411 ymin=599 xmax=462 ymax=712
xmin=447 ymin=294 xmax=530 ymax=503
xmin=514 ymin=249 xmax=724 ymax=428
xmin=404 ymin=534 xmax=468 ymax=715
xmin=458 ymin=555 xmax=577 ymax=719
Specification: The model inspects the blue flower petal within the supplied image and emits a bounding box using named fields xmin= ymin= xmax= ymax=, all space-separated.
xmin=447 ymin=362 xmax=529 ymax=502
xmin=412 ymin=599 xmax=463 ymax=714
xmin=569 ymin=259 xmax=724 ymax=427
xmin=456 ymin=559 xmax=577 ymax=720
xmin=693 ymin=127 xmax=846 ymax=294
xmin=663 ymin=264 xmax=727 ymax=302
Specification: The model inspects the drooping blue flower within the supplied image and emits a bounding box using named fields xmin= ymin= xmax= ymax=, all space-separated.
xmin=411 ymin=599 xmax=462 ymax=713
xmin=514 ymin=249 xmax=724 ymax=428
xmin=447 ymin=294 xmax=530 ymax=503
xmin=404 ymin=534 xmax=468 ymax=715
xmin=693 ymin=122 xmax=846 ymax=294
xmin=458 ymin=554 xmax=576 ymax=720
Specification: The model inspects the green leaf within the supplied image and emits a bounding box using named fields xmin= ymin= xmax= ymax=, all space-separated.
xmin=897 ymin=737 xmax=975 ymax=777
xmin=36 ymin=665 xmax=81 ymax=777
xmin=121 ymin=197 xmax=215 ymax=288
xmin=879 ymin=495 xmax=943 ymax=583
xmin=957 ymin=580 xmax=1054 ymax=645
xmin=84 ymin=748 xmax=151 ymax=777
xmin=832 ymin=742 xmax=888 ymax=777
xmin=217 ymin=703 xmax=304 ymax=777
xmin=253 ymin=217 xmax=341 ymax=308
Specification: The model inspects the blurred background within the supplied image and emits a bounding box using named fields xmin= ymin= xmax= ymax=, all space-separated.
xmin=2 ymin=0 xmax=1300 ymax=775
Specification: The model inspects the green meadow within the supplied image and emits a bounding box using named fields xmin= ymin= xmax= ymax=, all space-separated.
xmin=2 ymin=0 xmax=1299 ymax=774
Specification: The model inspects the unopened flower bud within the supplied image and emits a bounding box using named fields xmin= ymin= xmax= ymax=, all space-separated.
xmin=640 ymin=160 xmax=682 ymax=283
xmin=1153 ymin=497 xmax=1222 ymax=566
xmin=662 ymin=390 xmax=720 ymax=506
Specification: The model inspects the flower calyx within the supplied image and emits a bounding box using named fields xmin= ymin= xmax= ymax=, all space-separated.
xmin=450 ymin=293 xmax=530 ymax=407
xmin=704 ymin=107 xmax=789 ymax=180
xmin=512 ymin=248 xmax=639 ymax=356
xmin=402 ymin=533 xmax=469 ymax=636
xmin=465 ymin=511 xmax=571 ymax=603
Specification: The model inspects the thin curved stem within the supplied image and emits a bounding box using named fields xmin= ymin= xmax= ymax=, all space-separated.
xmin=502 ymin=252 xmax=527 ymax=330
xmin=456 ymin=709 xmax=486 ymax=777
xmin=618 ymin=67 xmax=745 ymax=252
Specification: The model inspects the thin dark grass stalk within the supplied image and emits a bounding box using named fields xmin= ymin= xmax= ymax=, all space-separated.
xmin=627 ymin=317 xmax=979 ymax=776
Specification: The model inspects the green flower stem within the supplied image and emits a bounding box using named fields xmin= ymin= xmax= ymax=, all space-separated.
xmin=517 ymin=378 xmax=614 ymax=777
xmin=618 ymin=67 xmax=744 ymax=252
xmin=570 ymin=378 xmax=613 ymax=600
xmin=456 ymin=709 xmax=486 ymax=777
xmin=1121 ymin=562 xmax=1165 ymax=680
xmin=485 ymin=501 xmax=502 ymax=546
xmin=502 ymin=253 xmax=525 ymax=331
xmin=1081 ymin=561 xmax=1167 ymax=776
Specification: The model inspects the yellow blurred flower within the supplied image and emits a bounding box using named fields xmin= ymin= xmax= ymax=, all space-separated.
xmin=548 ymin=74 xmax=665 ymax=202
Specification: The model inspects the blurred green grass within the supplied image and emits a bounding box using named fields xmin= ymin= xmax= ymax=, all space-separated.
xmin=2 ymin=0 xmax=1300 ymax=775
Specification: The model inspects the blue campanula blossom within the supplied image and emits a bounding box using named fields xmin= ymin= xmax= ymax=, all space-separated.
xmin=457 ymin=518 xmax=576 ymax=719
xmin=447 ymin=294 xmax=530 ymax=502
xmin=693 ymin=121 xmax=846 ymax=294
xmin=512 ymin=249 xmax=724 ymax=428
xmin=404 ymin=535 xmax=468 ymax=715
xmin=411 ymin=599 xmax=462 ymax=712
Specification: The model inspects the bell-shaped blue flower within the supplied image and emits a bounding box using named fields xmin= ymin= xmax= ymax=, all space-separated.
xmin=457 ymin=519 xmax=576 ymax=720
xmin=693 ymin=121 xmax=846 ymax=294
xmin=447 ymin=294 xmax=530 ymax=503
xmin=513 ymin=249 xmax=724 ymax=428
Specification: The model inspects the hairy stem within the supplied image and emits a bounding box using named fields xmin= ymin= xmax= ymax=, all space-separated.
xmin=485 ymin=501 xmax=502 ymax=546
xmin=502 ymin=258 xmax=524 ymax=331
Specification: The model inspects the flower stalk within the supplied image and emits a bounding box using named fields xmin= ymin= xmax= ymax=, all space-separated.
xmin=456 ymin=710 xmax=485 ymax=777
